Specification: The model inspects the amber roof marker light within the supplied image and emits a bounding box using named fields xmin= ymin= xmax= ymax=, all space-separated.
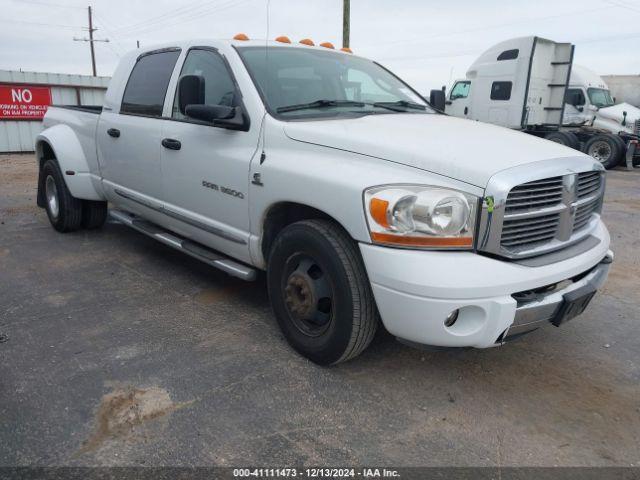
xmin=299 ymin=38 xmax=315 ymax=46
xmin=275 ymin=35 xmax=291 ymax=44
xmin=233 ymin=33 xmax=249 ymax=41
xmin=340 ymin=47 xmax=353 ymax=53
xmin=320 ymin=42 xmax=335 ymax=49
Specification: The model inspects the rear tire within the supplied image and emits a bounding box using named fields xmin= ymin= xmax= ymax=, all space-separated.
xmin=584 ymin=134 xmax=623 ymax=169
xmin=544 ymin=131 xmax=580 ymax=150
xmin=267 ymin=219 xmax=379 ymax=365
xmin=82 ymin=200 xmax=108 ymax=229
xmin=609 ymin=135 xmax=628 ymax=166
xmin=42 ymin=159 xmax=83 ymax=232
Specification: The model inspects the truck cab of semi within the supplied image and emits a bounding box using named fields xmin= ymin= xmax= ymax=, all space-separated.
xmin=564 ymin=64 xmax=640 ymax=137
xmin=443 ymin=36 xmax=639 ymax=169
xmin=36 ymin=36 xmax=612 ymax=365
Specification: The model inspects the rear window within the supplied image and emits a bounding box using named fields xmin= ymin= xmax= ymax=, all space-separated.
xmin=121 ymin=49 xmax=181 ymax=117
xmin=497 ymin=49 xmax=519 ymax=61
xmin=490 ymin=81 xmax=512 ymax=100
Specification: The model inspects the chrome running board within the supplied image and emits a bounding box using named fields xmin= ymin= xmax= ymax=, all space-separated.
xmin=109 ymin=209 xmax=257 ymax=281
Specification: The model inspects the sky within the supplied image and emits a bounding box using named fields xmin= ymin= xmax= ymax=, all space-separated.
xmin=1 ymin=0 xmax=639 ymax=91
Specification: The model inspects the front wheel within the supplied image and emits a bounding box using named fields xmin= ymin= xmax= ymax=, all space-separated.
xmin=267 ymin=219 xmax=379 ymax=365
xmin=42 ymin=159 xmax=83 ymax=232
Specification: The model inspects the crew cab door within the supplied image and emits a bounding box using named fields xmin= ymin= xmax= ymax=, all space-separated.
xmin=160 ymin=48 xmax=260 ymax=261
xmin=445 ymin=80 xmax=471 ymax=118
xmin=97 ymin=48 xmax=181 ymax=216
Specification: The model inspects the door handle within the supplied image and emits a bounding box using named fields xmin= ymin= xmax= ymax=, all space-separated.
xmin=464 ymin=107 xmax=468 ymax=115
xmin=161 ymin=138 xmax=181 ymax=150
xmin=107 ymin=128 xmax=120 ymax=138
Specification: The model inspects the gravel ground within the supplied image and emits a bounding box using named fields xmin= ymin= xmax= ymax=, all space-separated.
xmin=0 ymin=153 xmax=639 ymax=467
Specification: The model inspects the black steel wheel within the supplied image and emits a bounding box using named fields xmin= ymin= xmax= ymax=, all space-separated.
xmin=267 ymin=219 xmax=379 ymax=365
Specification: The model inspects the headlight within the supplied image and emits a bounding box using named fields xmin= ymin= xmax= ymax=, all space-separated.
xmin=364 ymin=185 xmax=478 ymax=248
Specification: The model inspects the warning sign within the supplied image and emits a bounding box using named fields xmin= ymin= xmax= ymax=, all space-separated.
xmin=0 ymin=85 xmax=52 ymax=120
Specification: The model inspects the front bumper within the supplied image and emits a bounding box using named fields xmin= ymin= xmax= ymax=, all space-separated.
xmin=359 ymin=220 xmax=611 ymax=348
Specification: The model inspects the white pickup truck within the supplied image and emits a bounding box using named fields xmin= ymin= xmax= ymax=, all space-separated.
xmin=36 ymin=37 xmax=613 ymax=364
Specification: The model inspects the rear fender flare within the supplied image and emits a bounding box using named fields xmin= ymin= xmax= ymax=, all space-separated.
xmin=35 ymin=124 xmax=105 ymax=201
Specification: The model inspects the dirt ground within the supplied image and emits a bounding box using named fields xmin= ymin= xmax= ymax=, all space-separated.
xmin=1 ymin=153 xmax=639 ymax=467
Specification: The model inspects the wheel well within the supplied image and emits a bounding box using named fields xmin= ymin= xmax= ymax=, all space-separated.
xmin=36 ymin=141 xmax=56 ymax=207
xmin=37 ymin=141 xmax=56 ymax=165
xmin=261 ymin=202 xmax=340 ymax=262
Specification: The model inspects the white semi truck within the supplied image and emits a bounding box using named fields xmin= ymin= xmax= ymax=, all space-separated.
xmin=36 ymin=37 xmax=612 ymax=364
xmin=440 ymin=36 xmax=639 ymax=169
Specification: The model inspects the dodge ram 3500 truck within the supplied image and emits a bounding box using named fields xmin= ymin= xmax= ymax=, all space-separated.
xmin=36 ymin=37 xmax=613 ymax=365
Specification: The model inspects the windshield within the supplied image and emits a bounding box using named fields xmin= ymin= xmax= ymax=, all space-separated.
xmin=236 ymin=46 xmax=432 ymax=119
xmin=587 ymin=88 xmax=614 ymax=108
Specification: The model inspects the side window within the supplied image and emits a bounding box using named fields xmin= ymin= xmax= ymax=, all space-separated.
xmin=450 ymin=81 xmax=471 ymax=100
xmin=121 ymin=50 xmax=181 ymax=116
xmin=497 ymin=49 xmax=519 ymax=61
xmin=491 ymin=81 xmax=512 ymax=101
xmin=173 ymin=49 xmax=237 ymax=120
xmin=565 ymin=88 xmax=585 ymax=106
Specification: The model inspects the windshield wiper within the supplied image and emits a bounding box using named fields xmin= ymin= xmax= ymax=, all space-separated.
xmin=276 ymin=99 xmax=365 ymax=113
xmin=373 ymin=100 xmax=427 ymax=111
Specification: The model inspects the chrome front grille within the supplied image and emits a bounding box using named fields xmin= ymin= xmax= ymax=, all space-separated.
xmin=504 ymin=177 xmax=563 ymax=213
xmin=478 ymin=159 xmax=605 ymax=260
xmin=501 ymin=213 xmax=561 ymax=248
xmin=634 ymin=119 xmax=640 ymax=135
xmin=577 ymin=171 xmax=601 ymax=198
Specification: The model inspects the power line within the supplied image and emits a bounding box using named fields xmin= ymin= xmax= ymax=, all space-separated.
xmin=10 ymin=0 xmax=85 ymax=9
xmin=0 ymin=18 xmax=84 ymax=30
xmin=383 ymin=5 xmax=612 ymax=47
xmin=118 ymin=0 xmax=255 ymax=39
xmin=378 ymin=31 xmax=640 ymax=64
xmin=604 ymin=0 xmax=640 ymax=13
xmin=93 ymin=12 xmax=129 ymax=56
xmin=110 ymin=0 xmax=217 ymax=36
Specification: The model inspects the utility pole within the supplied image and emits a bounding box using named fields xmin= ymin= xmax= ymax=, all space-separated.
xmin=73 ymin=6 xmax=109 ymax=76
xmin=342 ymin=0 xmax=350 ymax=49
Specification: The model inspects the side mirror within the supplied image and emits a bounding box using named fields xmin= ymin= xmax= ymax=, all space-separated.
xmin=178 ymin=75 xmax=205 ymax=115
xmin=577 ymin=106 xmax=584 ymax=112
xmin=429 ymin=89 xmax=446 ymax=112
xmin=185 ymin=104 xmax=249 ymax=131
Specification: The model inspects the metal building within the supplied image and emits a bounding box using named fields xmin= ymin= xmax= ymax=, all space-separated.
xmin=0 ymin=70 xmax=110 ymax=153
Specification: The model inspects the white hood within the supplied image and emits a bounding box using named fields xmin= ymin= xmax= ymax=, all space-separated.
xmin=284 ymin=114 xmax=589 ymax=187
xmin=596 ymin=102 xmax=640 ymax=128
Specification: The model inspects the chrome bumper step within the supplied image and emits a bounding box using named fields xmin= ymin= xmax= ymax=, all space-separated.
xmin=109 ymin=209 xmax=257 ymax=281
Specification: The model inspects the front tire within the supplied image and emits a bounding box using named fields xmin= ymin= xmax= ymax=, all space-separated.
xmin=267 ymin=219 xmax=379 ymax=365
xmin=42 ymin=159 xmax=83 ymax=232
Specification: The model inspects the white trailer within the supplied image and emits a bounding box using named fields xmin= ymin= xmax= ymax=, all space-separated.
xmin=437 ymin=36 xmax=639 ymax=169
xmin=602 ymin=74 xmax=640 ymax=108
